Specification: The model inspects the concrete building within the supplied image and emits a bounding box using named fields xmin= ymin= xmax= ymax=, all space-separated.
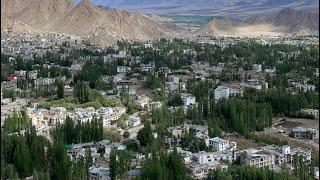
xmin=208 ymin=137 xmax=230 ymax=152
xmin=302 ymin=109 xmax=319 ymax=120
xmin=193 ymin=150 xmax=236 ymax=165
xmin=89 ymin=166 xmax=110 ymax=180
xmin=229 ymin=88 xmax=243 ymax=97
xmin=181 ymin=93 xmax=196 ymax=107
xmin=252 ymin=64 xmax=262 ymax=72
xmin=70 ymin=63 xmax=83 ymax=71
xmin=290 ymin=127 xmax=319 ymax=140
xmin=240 ymin=148 xmax=275 ymax=170
xmin=214 ymin=86 xmax=229 ymax=102
xmin=187 ymin=162 xmax=228 ymax=180
xmin=149 ymin=101 xmax=162 ymax=111
xmin=240 ymin=145 xmax=312 ymax=170
xmin=134 ymin=95 xmax=150 ymax=110
xmin=34 ymin=78 xmax=55 ymax=86
xmin=117 ymin=66 xmax=131 ymax=74
xmin=97 ymin=107 xmax=126 ymax=128
xmin=128 ymin=117 xmax=141 ymax=127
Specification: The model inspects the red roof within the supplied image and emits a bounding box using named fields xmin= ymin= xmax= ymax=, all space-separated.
xmin=7 ymin=75 xmax=21 ymax=81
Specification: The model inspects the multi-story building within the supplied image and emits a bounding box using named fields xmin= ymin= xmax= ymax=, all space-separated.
xmin=149 ymin=101 xmax=162 ymax=111
xmin=208 ymin=137 xmax=230 ymax=152
xmin=89 ymin=166 xmax=110 ymax=180
xmin=193 ymin=150 xmax=236 ymax=165
xmin=252 ymin=64 xmax=262 ymax=72
xmin=117 ymin=66 xmax=131 ymax=74
xmin=214 ymin=86 xmax=229 ymax=102
xmin=134 ymin=95 xmax=150 ymax=110
xmin=127 ymin=117 xmax=141 ymax=127
xmin=34 ymin=78 xmax=55 ymax=86
xmin=74 ymin=107 xmax=97 ymax=124
xmin=240 ymin=145 xmax=312 ymax=170
xmin=97 ymin=107 xmax=126 ymax=128
xmin=266 ymin=145 xmax=312 ymax=164
xmin=168 ymin=124 xmax=208 ymax=142
xmin=28 ymin=70 xmax=38 ymax=80
xmin=302 ymin=109 xmax=319 ymax=120
xmin=290 ymin=127 xmax=319 ymax=140
xmin=181 ymin=93 xmax=196 ymax=107
xmin=187 ymin=162 xmax=228 ymax=180
xmin=240 ymin=148 xmax=275 ymax=170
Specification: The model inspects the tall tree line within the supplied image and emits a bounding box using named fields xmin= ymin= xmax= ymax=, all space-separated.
xmin=51 ymin=116 xmax=104 ymax=145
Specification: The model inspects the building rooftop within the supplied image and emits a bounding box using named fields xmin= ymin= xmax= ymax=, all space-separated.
xmin=209 ymin=137 xmax=228 ymax=144
xmin=292 ymin=127 xmax=317 ymax=132
xmin=89 ymin=166 xmax=109 ymax=175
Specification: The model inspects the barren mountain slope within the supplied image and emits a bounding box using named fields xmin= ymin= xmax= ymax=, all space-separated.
xmin=199 ymin=8 xmax=319 ymax=37
xmin=1 ymin=0 xmax=170 ymax=45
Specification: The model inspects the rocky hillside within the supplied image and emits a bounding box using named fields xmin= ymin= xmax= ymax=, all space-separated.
xmin=1 ymin=0 xmax=76 ymax=28
xmin=200 ymin=8 xmax=319 ymax=37
xmin=199 ymin=17 xmax=242 ymax=35
xmin=1 ymin=0 xmax=169 ymax=44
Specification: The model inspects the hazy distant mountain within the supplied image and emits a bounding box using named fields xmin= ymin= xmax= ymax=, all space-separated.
xmin=200 ymin=8 xmax=319 ymax=37
xmin=80 ymin=0 xmax=318 ymax=19
xmin=1 ymin=0 xmax=318 ymax=45
xmin=1 ymin=0 xmax=173 ymax=45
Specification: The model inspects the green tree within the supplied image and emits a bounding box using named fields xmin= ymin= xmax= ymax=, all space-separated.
xmin=48 ymin=140 xmax=72 ymax=180
xmin=167 ymin=93 xmax=184 ymax=107
xmin=13 ymin=137 xmax=31 ymax=178
xmin=74 ymin=80 xmax=91 ymax=103
xmin=110 ymin=148 xmax=117 ymax=180
xmin=167 ymin=150 xmax=188 ymax=180
xmin=137 ymin=121 xmax=154 ymax=146
xmin=123 ymin=131 xmax=130 ymax=138
xmin=3 ymin=89 xmax=16 ymax=101
xmin=56 ymin=79 xmax=64 ymax=99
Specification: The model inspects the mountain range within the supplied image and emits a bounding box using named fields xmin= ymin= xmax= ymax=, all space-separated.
xmin=76 ymin=0 xmax=319 ymax=18
xmin=1 ymin=0 xmax=174 ymax=44
xmin=200 ymin=7 xmax=319 ymax=36
xmin=1 ymin=0 xmax=319 ymax=45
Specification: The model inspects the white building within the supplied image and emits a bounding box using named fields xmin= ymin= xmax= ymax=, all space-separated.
xmin=144 ymin=43 xmax=153 ymax=48
xmin=295 ymin=83 xmax=316 ymax=92
xmin=97 ymin=107 xmax=126 ymax=128
xmin=193 ymin=150 xmax=236 ymax=165
xmin=240 ymin=148 xmax=275 ymax=170
xmin=89 ymin=166 xmax=110 ymax=180
xmin=74 ymin=107 xmax=97 ymax=124
xmin=208 ymin=137 xmax=230 ymax=152
xmin=229 ymin=88 xmax=243 ymax=97
xmin=28 ymin=70 xmax=38 ymax=79
xmin=149 ymin=101 xmax=162 ymax=111
xmin=252 ymin=64 xmax=262 ymax=72
xmin=70 ymin=63 xmax=83 ymax=71
xmin=181 ymin=93 xmax=196 ymax=107
xmin=34 ymin=78 xmax=55 ymax=86
xmin=140 ymin=63 xmax=154 ymax=72
xmin=214 ymin=86 xmax=229 ymax=102
xmin=264 ymin=68 xmax=276 ymax=74
xmin=165 ymin=82 xmax=186 ymax=92
xmin=302 ymin=109 xmax=319 ymax=120
xmin=15 ymin=70 xmax=27 ymax=78
xmin=241 ymin=145 xmax=312 ymax=170
xmin=187 ymin=162 xmax=227 ymax=180
xmin=128 ymin=117 xmax=141 ymax=127
xmin=117 ymin=66 xmax=131 ymax=74
xmin=134 ymin=95 xmax=150 ymax=110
